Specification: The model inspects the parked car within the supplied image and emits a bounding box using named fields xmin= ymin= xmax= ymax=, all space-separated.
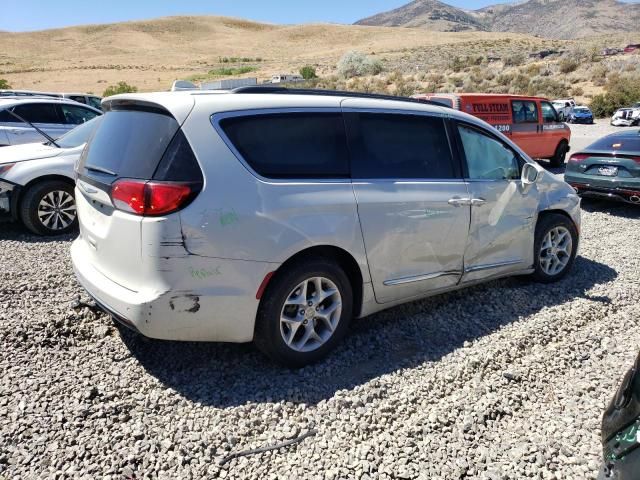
xmin=598 ymin=351 xmax=640 ymax=479
xmin=0 ymin=117 xmax=100 ymax=235
xmin=0 ymin=97 xmax=101 ymax=147
xmin=0 ymin=90 xmax=102 ymax=110
xmin=71 ymin=88 xmax=581 ymax=367
xmin=552 ymin=98 xmax=576 ymax=121
xmin=565 ymin=129 xmax=640 ymax=204
xmin=623 ymin=44 xmax=640 ymax=54
xmin=414 ymin=93 xmax=572 ymax=167
xmin=611 ymin=107 xmax=640 ymax=127
xmin=567 ymin=105 xmax=594 ymax=124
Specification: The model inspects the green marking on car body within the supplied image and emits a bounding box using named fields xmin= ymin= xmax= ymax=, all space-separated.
xmin=218 ymin=208 xmax=239 ymax=227
xmin=189 ymin=266 xmax=222 ymax=279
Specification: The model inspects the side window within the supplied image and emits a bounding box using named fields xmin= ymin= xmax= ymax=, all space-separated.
xmin=88 ymin=97 xmax=102 ymax=109
xmin=541 ymin=102 xmax=558 ymax=123
xmin=219 ymin=112 xmax=349 ymax=179
xmin=60 ymin=105 xmax=100 ymax=125
xmin=458 ymin=124 xmax=520 ymax=180
xmin=12 ymin=103 xmax=61 ymax=124
xmin=512 ymin=100 xmax=539 ymax=124
xmin=0 ymin=109 xmax=19 ymax=123
xmin=346 ymin=112 xmax=456 ymax=179
xmin=69 ymin=95 xmax=87 ymax=104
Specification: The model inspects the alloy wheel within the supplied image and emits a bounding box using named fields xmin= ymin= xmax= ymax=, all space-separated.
xmin=539 ymin=226 xmax=573 ymax=276
xmin=279 ymin=276 xmax=342 ymax=353
xmin=37 ymin=190 xmax=76 ymax=231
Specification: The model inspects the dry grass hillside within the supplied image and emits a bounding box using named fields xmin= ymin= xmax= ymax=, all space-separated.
xmin=0 ymin=15 xmax=531 ymax=93
xmin=0 ymin=14 xmax=638 ymax=109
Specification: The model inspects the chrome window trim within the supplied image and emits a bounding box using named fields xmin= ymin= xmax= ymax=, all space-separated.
xmin=384 ymin=270 xmax=462 ymax=287
xmin=211 ymin=107 xmax=352 ymax=185
xmin=464 ymin=259 xmax=523 ymax=274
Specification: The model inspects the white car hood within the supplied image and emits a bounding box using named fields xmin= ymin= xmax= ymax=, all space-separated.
xmin=0 ymin=142 xmax=64 ymax=165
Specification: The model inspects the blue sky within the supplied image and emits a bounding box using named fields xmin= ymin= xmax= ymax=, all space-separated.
xmin=2 ymin=0 xmax=639 ymax=32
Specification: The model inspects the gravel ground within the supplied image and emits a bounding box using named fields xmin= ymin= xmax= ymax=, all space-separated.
xmin=1 ymin=198 xmax=640 ymax=480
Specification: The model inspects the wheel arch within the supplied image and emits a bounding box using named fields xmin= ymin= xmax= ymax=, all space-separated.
xmin=537 ymin=208 xmax=579 ymax=234
xmin=15 ymin=174 xmax=75 ymax=211
xmin=259 ymin=244 xmax=365 ymax=319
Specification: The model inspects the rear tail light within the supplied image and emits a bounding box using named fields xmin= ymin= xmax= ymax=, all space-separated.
xmin=111 ymin=179 xmax=198 ymax=216
xmin=569 ymin=153 xmax=590 ymax=163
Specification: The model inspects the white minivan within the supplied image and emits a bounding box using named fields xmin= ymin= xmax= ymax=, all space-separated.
xmin=71 ymin=88 xmax=581 ymax=367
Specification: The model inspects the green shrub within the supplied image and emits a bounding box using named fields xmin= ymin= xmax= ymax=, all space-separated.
xmin=559 ymin=58 xmax=579 ymax=74
xmin=526 ymin=77 xmax=569 ymax=98
xmin=504 ymin=53 xmax=526 ymax=67
xmin=208 ymin=66 xmax=257 ymax=76
xmin=299 ymin=65 xmax=317 ymax=80
xmin=102 ymin=81 xmax=137 ymax=97
xmin=337 ymin=51 xmax=383 ymax=78
xmin=590 ymin=74 xmax=640 ymax=117
xmin=0 ymin=79 xmax=10 ymax=89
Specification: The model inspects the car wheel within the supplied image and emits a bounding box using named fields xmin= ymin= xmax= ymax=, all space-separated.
xmin=254 ymin=258 xmax=353 ymax=368
xmin=532 ymin=213 xmax=578 ymax=283
xmin=20 ymin=180 xmax=78 ymax=236
xmin=549 ymin=140 xmax=569 ymax=168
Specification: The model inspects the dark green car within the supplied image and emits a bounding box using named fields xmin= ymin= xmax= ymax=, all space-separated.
xmin=566 ymin=129 xmax=640 ymax=205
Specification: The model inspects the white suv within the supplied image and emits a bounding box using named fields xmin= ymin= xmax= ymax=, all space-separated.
xmin=71 ymin=88 xmax=581 ymax=367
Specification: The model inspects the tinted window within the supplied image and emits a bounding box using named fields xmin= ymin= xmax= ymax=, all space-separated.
xmin=512 ymin=101 xmax=538 ymax=124
xmin=79 ymin=110 xmax=179 ymax=181
xmin=347 ymin=113 xmax=455 ymax=179
xmin=587 ymin=135 xmax=640 ymax=152
xmin=60 ymin=104 xmax=100 ymax=125
xmin=153 ymin=129 xmax=203 ymax=182
xmin=12 ymin=103 xmax=61 ymax=124
xmin=458 ymin=124 xmax=520 ymax=180
xmin=88 ymin=97 xmax=102 ymax=109
xmin=541 ymin=102 xmax=558 ymax=123
xmin=69 ymin=95 xmax=87 ymax=104
xmin=55 ymin=117 xmax=101 ymax=148
xmin=220 ymin=113 xmax=349 ymax=178
xmin=0 ymin=109 xmax=19 ymax=123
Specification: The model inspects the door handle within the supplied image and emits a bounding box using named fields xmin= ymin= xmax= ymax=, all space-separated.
xmin=471 ymin=198 xmax=487 ymax=207
xmin=448 ymin=197 xmax=472 ymax=207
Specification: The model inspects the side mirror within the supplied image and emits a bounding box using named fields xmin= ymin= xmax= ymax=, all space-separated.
xmin=522 ymin=163 xmax=540 ymax=185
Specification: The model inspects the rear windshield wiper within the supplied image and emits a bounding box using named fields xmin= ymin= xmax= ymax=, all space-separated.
xmin=5 ymin=109 xmax=60 ymax=148
xmin=85 ymin=164 xmax=117 ymax=176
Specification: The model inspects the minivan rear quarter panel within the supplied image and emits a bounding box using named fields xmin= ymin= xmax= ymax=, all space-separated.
xmin=176 ymin=101 xmax=372 ymax=283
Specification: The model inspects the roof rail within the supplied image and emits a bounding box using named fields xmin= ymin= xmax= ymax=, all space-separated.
xmin=230 ymin=86 xmax=449 ymax=108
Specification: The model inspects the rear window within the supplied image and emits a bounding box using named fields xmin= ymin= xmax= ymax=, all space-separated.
xmin=587 ymin=135 xmax=640 ymax=152
xmin=79 ymin=110 xmax=180 ymax=181
xmin=219 ymin=113 xmax=350 ymax=179
xmin=346 ymin=112 xmax=455 ymax=179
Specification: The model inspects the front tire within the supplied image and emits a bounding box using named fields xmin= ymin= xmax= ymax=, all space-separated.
xmin=20 ymin=180 xmax=77 ymax=236
xmin=254 ymin=258 xmax=353 ymax=368
xmin=549 ymin=140 xmax=569 ymax=168
xmin=532 ymin=213 xmax=578 ymax=283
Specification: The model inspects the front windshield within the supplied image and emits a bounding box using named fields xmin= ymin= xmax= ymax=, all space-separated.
xmin=50 ymin=116 xmax=101 ymax=148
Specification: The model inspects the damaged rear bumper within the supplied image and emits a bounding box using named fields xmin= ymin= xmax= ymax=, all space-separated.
xmin=71 ymin=236 xmax=276 ymax=343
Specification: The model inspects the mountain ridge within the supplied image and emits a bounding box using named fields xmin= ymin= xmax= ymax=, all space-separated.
xmin=355 ymin=0 xmax=640 ymax=39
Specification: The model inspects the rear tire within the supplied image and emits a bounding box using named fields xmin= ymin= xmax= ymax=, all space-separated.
xmin=20 ymin=180 xmax=78 ymax=236
xmin=532 ymin=213 xmax=578 ymax=283
xmin=254 ymin=258 xmax=353 ymax=368
xmin=549 ymin=140 xmax=569 ymax=168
